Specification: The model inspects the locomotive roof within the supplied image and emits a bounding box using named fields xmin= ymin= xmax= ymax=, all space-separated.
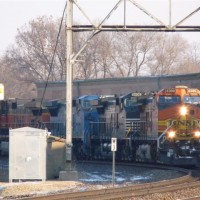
xmin=78 ymin=95 xmax=99 ymax=100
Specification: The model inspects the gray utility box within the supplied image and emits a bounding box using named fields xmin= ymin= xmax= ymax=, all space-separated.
xmin=9 ymin=127 xmax=47 ymax=182
xmin=9 ymin=127 xmax=66 ymax=182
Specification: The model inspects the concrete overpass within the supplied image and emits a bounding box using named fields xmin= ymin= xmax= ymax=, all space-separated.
xmin=36 ymin=73 xmax=200 ymax=100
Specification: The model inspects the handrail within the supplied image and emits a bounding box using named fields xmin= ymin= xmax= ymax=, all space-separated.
xmin=157 ymin=120 xmax=176 ymax=149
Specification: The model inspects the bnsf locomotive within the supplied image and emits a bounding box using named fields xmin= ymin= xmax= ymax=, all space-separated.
xmin=156 ymin=86 xmax=200 ymax=165
xmin=1 ymin=85 xmax=200 ymax=166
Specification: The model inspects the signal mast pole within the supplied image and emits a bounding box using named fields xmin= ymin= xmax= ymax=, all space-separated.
xmin=59 ymin=0 xmax=78 ymax=180
xmin=60 ymin=0 xmax=78 ymax=181
xmin=66 ymin=0 xmax=73 ymax=164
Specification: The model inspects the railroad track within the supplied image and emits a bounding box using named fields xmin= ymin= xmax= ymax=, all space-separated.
xmin=21 ymin=173 xmax=200 ymax=200
xmin=178 ymin=197 xmax=200 ymax=200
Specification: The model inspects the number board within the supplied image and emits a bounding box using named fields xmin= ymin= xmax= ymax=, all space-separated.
xmin=164 ymin=88 xmax=176 ymax=93
xmin=132 ymin=92 xmax=142 ymax=97
xmin=188 ymin=89 xmax=197 ymax=93
xmin=111 ymin=138 xmax=117 ymax=151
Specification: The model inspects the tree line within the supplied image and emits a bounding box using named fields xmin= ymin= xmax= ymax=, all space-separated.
xmin=0 ymin=16 xmax=200 ymax=99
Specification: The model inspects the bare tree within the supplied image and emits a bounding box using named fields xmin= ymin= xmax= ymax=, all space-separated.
xmin=111 ymin=32 xmax=154 ymax=77
xmin=177 ymin=42 xmax=200 ymax=74
xmin=3 ymin=16 xmax=66 ymax=82
xmin=148 ymin=33 xmax=188 ymax=76
xmin=74 ymin=32 xmax=114 ymax=79
xmin=94 ymin=33 xmax=115 ymax=78
xmin=74 ymin=32 xmax=191 ymax=78
xmin=73 ymin=32 xmax=99 ymax=79
xmin=0 ymin=57 xmax=37 ymax=99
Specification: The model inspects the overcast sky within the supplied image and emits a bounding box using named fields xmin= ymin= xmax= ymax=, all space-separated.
xmin=0 ymin=0 xmax=66 ymax=55
xmin=0 ymin=0 xmax=200 ymax=55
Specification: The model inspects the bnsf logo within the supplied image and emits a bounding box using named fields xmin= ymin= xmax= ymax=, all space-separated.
xmin=173 ymin=120 xmax=199 ymax=128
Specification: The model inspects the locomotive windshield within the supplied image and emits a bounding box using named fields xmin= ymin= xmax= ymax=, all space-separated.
xmin=79 ymin=95 xmax=99 ymax=109
xmin=81 ymin=100 xmax=91 ymax=109
xmin=184 ymin=96 xmax=200 ymax=105
xmin=124 ymin=97 xmax=137 ymax=107
xmin=158 ymin=96 xmax=181 ymax=104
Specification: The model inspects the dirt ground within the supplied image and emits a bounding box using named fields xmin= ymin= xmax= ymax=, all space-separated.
xmin=0 ymin=180 xmax=112 ymax=199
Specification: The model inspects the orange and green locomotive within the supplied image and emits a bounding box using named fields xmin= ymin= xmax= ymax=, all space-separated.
xmin=156 ymin=86 xmax=200 ymax=165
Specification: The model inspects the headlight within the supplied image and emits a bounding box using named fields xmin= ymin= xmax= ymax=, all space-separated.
xmin=180 ymin=106 xmax=187 ymax=116
xmin=194 ymin=131 xmax=200 ymax=138
xmin=168 ymin=131 xmax=176 ymax=139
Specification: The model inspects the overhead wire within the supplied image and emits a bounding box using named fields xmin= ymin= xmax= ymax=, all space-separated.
xmin=36 ymin=1 xmax=67 ymax=118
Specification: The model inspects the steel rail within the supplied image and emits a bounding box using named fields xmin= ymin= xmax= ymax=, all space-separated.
xmin=178 ymin=196 xmax=200 ymax=200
